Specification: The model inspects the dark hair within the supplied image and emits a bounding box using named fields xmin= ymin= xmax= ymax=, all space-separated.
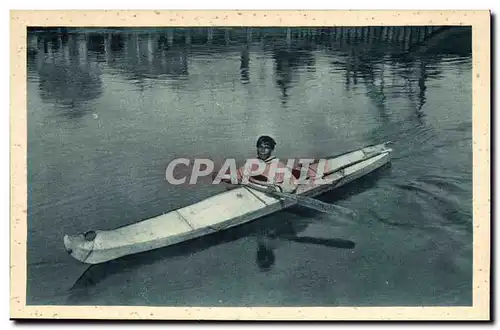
xmin=256 ymin=135 xmax=276 ymax=149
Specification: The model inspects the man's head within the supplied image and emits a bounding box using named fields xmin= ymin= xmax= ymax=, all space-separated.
xmin=256 ymin=135 xmax=276 ymax=160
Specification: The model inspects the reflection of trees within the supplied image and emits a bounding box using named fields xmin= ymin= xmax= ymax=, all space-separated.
xmin=328 ymin=26 xmax=471 ymax=124
xmin=330 ymin=44 xmax=389 ymax=119
xmin=337 ymin=26 xmax=472 ymax=144
xmin=104 ymin=33 xmax=189 ymax=84
xmin=87 ymin=34 xmax=105 ymax=54
xmin=29 ymin=33 xmax=103 ymax=118
xmin=417 ymin=60 xmax=427 ymax=115
xmin=397 ymin=57 xmax=437 ymax=120
xmin=28 ymin=31 xmax=193 ymax=117
xmin=27 ymin=27 xmax=470 ymax=120
xmin=27 ymin=35 xmax=39 ymax=78
xmin=273 ymin=47 xmax=315 ymax=105
xmin=38 ymin=64 xmax=102 ymax=114
xmin=395 ymin=27 xmax=471 ymax=119
xmin=408 ymin=26 xmax=471 ymax=57
xmin=240 ymin=46 xmax=250 ymax=84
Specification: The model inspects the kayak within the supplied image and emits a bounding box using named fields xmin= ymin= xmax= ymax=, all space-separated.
xmin=63 ymin=142 xmax=392 ymax=264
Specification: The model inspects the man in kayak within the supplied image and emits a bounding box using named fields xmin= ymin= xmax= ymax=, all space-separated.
xmin=216 ymin=135 xmax=298 ymax=193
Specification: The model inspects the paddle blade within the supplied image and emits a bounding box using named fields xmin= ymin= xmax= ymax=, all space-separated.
xmin=295 ymin=196 xmax=357 ymax=218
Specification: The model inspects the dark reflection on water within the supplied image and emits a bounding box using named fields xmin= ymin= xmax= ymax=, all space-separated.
xmin=28 ymin=33 xmax=103 ymax=118
xmin=27 ymin=27 xmax=471 ymax=118
xmin=273 ymin=48 xmax=316 ymax=106
xmin=240 ymin=47 xmax=250 ymax=84
xmin=27 ymin=26 xmax=472 ymax=306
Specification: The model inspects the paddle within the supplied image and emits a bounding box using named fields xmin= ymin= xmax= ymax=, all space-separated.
xmin=241 ymin=183 xmax=357 ymax=218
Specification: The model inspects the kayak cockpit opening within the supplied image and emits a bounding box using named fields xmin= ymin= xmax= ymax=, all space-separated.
xmin=84 ymin=230 xmax=97 ymax=241
xmin=250 ymin=174 xmax=269 ymax=182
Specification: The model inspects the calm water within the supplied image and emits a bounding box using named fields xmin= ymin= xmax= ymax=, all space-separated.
xmin=27 ymin=27 xmax=472 ymax=306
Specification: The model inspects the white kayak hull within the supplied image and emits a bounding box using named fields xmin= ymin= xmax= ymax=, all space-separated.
xmin=63 ymin=142 xmax=392 ymax=264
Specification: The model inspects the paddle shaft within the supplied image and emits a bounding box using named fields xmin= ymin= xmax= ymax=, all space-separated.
xmin=241 ymin=183 xmax=356 ymax=217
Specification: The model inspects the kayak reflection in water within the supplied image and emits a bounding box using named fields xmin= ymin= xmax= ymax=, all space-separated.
xmin=255 ymin=228 xmax=279 ymax=272
xmin=217 ymin=135 xmax=298 ymax=193
xmin=254 ymin=216 xmax=357 ymax=272
xmin=254 ymin=216 xmax=299 ymax=272
xmin=256 ymin=241 xmax=276 ymax=271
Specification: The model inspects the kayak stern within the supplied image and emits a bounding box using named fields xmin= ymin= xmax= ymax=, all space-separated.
xmin=63 ymin=232 xmax=96 ymax=263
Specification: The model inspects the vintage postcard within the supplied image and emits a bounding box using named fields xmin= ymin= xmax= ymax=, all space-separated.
xmin=10 ymin=10 xmax=490 ymax=320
